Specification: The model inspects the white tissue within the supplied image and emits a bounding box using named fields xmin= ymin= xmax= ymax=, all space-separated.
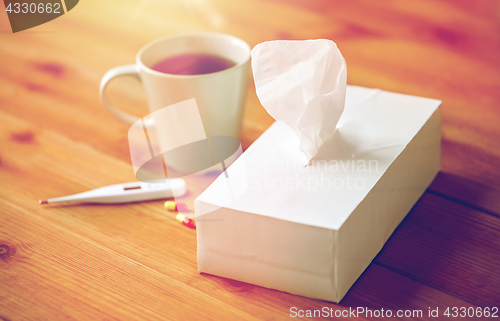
xmin=251 ymin=39 xmax=347 ymax=163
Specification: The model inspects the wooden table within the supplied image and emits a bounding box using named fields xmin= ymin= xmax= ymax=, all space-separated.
xmin=1 ymin=0 xmax=499 ymax=319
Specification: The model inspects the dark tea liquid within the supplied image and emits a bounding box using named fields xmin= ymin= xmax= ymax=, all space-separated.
xmin=151 ymin=53 xmax=236 ymax=75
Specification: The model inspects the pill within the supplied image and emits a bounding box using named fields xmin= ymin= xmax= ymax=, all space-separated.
xmin=164 ymin=200 xmax=188 ymax=212
xmin=164 ymin=200 xmax=176 ymax=210
xmin=175 ymin=213 xmax=186 ymax=222
xmin=175 ymin=213 xmax=196 ymax=229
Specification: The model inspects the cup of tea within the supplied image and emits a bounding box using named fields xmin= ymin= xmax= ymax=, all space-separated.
xmin=99 ymin=32 xmax=250 ymax=142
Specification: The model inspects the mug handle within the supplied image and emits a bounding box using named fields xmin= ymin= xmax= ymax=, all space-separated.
xmin=99 ymin=64 xmax=142 ymax=125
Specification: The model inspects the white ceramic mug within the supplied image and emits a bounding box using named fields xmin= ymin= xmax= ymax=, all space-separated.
xmin=100 ymin=32 xmax=250 ymax=141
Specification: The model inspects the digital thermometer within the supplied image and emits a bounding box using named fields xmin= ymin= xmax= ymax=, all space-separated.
xmin=39 ymin=179 xmax=186 ymax=204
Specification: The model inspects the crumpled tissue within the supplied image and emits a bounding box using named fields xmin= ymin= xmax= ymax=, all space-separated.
xmin=251 ymin=39 xmax=347 ymax=163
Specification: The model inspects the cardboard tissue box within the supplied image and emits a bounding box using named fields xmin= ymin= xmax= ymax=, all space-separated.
xmin=195 ymin=40 xmax=441 ymax=302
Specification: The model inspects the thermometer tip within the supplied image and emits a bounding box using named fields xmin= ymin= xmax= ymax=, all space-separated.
xmin=39 ymin=200 xmax=48 ymax=205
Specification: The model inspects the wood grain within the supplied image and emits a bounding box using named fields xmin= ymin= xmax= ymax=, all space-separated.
xmin=429 ymin=172 xmax=500 ymax=218
xmin=375 ymin=193 xmax=500 ymax=306
xmin=1 ymin=0 xmax=499 ymax=319
xmin=0 ymin=112 xmax=489 ymax=320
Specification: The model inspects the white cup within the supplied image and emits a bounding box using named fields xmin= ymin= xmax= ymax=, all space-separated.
xmin=100 ymin=32 xmax=250 ymax=141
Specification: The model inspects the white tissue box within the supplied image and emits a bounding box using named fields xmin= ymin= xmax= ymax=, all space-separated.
xmin=195 ymin=86 xmax=441 ymax=302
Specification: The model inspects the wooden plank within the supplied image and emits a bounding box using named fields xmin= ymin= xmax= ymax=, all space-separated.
xmin=429 ymin=172 xmax=500 ymax=218
xmin=0 ymin=199 xmax=261 ymax=321
xmin=375 ymin=193 xmax=500 ymax=306
xmin=342 ymin=264 xmax=483 ymax=321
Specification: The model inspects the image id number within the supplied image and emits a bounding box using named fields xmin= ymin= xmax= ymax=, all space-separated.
xmin=6 ymin=2 xmax=61 ymax=14
xmin=444 ymin=307 xmax=498 ymax=318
